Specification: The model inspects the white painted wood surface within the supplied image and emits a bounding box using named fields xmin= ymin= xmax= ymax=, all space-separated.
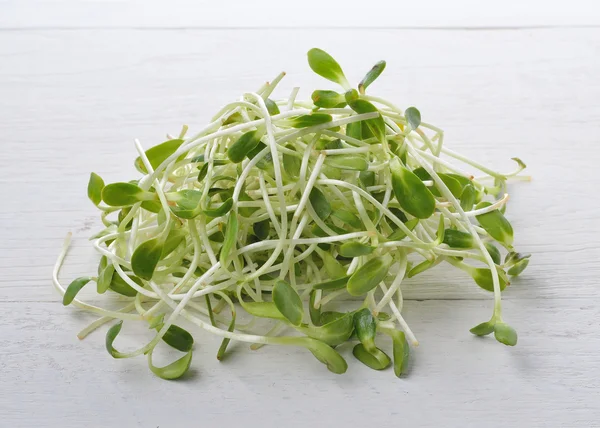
xmin=2 ymin=0 xmax=600 ymax=28
xmin=1 ymin=2 xmax=600 ymax=426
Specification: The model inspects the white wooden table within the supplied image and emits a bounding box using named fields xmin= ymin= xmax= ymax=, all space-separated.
xmin=2 ymin=2 xmax=600 ymax=427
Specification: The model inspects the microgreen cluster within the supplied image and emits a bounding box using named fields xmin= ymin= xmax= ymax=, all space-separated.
xmin=54 ymin=48 xmax=530 ymax=380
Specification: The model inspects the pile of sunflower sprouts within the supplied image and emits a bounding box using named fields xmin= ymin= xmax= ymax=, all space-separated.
xmin=53 ymin=49 xmax=530 ymax=379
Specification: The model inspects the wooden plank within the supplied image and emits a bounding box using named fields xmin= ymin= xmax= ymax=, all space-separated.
xmin=1 ymin=0 xmax=600 ymax=29
xmin=1 ymin=28 xmax=599 ymax=302
xmin=1 ymin=299 xmax=598 ymax=427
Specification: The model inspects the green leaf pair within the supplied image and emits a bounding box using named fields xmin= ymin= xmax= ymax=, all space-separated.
xmin=505 ymin=252 xmax=531 ymax=276
xmin=352 ymin=309 xmax=391 ymax=370
xmin=239 ymin=280 xmax=304 ymax=326
xmin=308 ymin=48 xmax=386 ymax=96
xmin=470 ymin=320 xmax=518 ymax=346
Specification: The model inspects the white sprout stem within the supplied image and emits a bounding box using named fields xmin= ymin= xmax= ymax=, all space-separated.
xmin=316 ymin=178 xmax=425 ymax=244
xmin=53 ymin=233 xmax=143 ymax=320
xmin=386 ymin=293 xmax=419 ymax=346
xmin=405 ymin=142 xmax=504 ymax=318
xmin=287 ymin=87 xmax=299 ymax=110
xmin=375 ymin=255 xmax=408 ymax=312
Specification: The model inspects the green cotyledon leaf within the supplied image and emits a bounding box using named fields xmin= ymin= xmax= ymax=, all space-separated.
xmin=311 ymin=90 xmax=347 ymax=108
xmin=347 ymin=257 xmax=392 ymax=296
xmin=219 ymin=213 xmax=238 ymax=269
xmin=388 ymin=329 xmax=410 ymax=377
xmin=353 ymin=308 xmax=377 ymax=352
xmin=134 ymin=139 xmax=185 ymax=174
xmin=485 ymin=242 xmax=502 ymax=265
xmin=131 ymin=238 xmax=164 ymax=281
xmin=405 ymin=107 xmax=421 ymax=129
xmin=102 ymin=182 xmax=154 ymax=207
xmin=359 ymin=170 xmax=375 ymax=188
xmin=272 ymin=280 xmax=304 ymax=326
xmin=508 ymin=258 xmax=530 ymax=276
xmin=239 ymin=301 xmax=287 ymax=321
xmin=87 ymin=172 xmax=104 ymax=206
xmin=338 ymin=242 xmax=375 ymax=258
xmin=227 ymin=130 xmax=263 ymax=163
xmin=358 ymin=60 xmax=386 ymax=94
xmin=161 ymin=228 xmax=185 ymax=259
xmin=469 ymin=320 xmax=496 ymax=336
xmin=494 ymin=323 xmax=518 ymax=346
xmin=412 ymin=167 xmax=463 ymax=198
xmin=307 ymin=48 xmax=350 ymax=88
xmin=63 ymin=276 xmax=93 ymax=306
xmin=352 ymin=344 xmax=391 ymax=370
xmin=105 ymin=321 xmax=127 ymax=358
xmin=313 ymin=276 xmax=350 ymax=291
xmin=460 ymin=183 xmax=476 ymax=211
xmin=309 ymin=187 xmax=332 ymax=220
xmin=324 ymin=155 xmax=368 ymax=171
xmin=321 ymin=251 xmax=346 ymax=279
xmin=443 ymin=229 xmax=474 ymax=248
xmin=147 ymin=348 xmax=192 ymax=380
xmin=390 ymin=158 xmax=436 ymax=219
xmin=331 ymin=209 xmax=362 ymax=229
xmin=470 ymin=267 xmax=508 ymax=292
xmin=282 ymin=144 xmax=301 ymax=179
xmin=160 ymin=324 xmax=194 ymax=352
xmin=296 ymin=312 xmax=354 ymax=347
xmin=386 ymin=218 xmax=419 ymax=241
xmin=476 ymin=201 xmax=514 ymax=247
xmin=265 ymin=98 xmax=280 ymax=115
xmin=347 ymin=98 xmax=386 ymax=143
xmin=109 ymin=273 xmax=141 ymax=297
xmin=290 ymin=114 xmax=333 ymax=128
xmin=252 ymin=219 xmax=270 ymax=240
xmin=97 ymin=263 xmax=114 ymax=294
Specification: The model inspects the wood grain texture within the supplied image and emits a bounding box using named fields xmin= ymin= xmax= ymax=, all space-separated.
xmin=2 ymin=299 xmax=599 ymax=428
xmin=1 ymin=23 xmax=600 ymax=427
xmin=2 ymin=0 xmax=600 ymax=28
